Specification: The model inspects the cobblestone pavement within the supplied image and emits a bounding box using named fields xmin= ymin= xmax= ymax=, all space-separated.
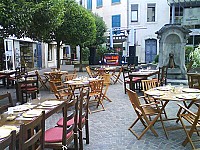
xmin=0 ymin=67 xmax=198 ymax=150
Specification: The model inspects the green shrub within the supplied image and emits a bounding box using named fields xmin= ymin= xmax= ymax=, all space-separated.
xmin=189 ymin=45 xmax=200 ymax=68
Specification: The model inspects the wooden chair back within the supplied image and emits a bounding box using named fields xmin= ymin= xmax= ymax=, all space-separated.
xmin=126 ymin=88 xmax=141 ymax=111
xmin=0 ymin=130 xmax=16 ymax=150
xmin=187 ymin=74 xmax=200 ymax=89
xmin=78 ymin=86 xmax=90 ymax=149
xmin=86 ymin=66 xmax=96 ymax=78
xmin=65 ymin=73 xmax=77 ymax=81
xmin=19 ymin=111 xmax=45 ymax=150
xmin=44 ymin=98 xmax=78 ymax=149
xmin=49 ymin=72 xmax=62 ymax=82
xmin=178 ymin=103 xmax=200 ymax=149
xmin=35 ymin=70 xmax=48 ymax=90
xmin=0 ymin=92 xmax=13 ymax=114
xmin=141 ymin=79 xmax=158 ymax=92
xmin=22 ymin=73 xmax=39 ymax=103
xmin=101 ymin=73 xmax=112 ymax=102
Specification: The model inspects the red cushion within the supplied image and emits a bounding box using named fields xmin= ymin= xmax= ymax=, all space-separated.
xmin=0 ymin=75 xmax=6 ymax=78
xmin=125 ymin=77 xmax=142 ymax=83
xmin=57 ymin=117 xmax=85 ymax=126
xmin=45 ymin=127 xmax=73 ymax=143
xmin=26 ymin=87 xmax=38 ymax=91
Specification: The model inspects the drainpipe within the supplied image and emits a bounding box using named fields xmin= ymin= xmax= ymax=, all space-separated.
xmin=171 ymin=3 xmax=175 ymax=24
xmin=126 ymin=0 xmax=129 ymax=60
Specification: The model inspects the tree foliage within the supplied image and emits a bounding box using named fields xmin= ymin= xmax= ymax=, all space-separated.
xmin=0 ymin=0 xmax=33 ymax=38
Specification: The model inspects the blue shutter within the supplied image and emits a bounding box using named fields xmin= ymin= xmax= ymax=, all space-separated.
xmin=112 ymin=0 xmax=120 ymax=4
xmin=87 ymin=0 xmax=92 ymax=10
xmin=97 ymin=0 xmax=102 ymax=7
xmin=112 ymin=15 xmax=121 ymax=34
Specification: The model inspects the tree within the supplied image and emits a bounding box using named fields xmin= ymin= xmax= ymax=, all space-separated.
xmin=52 ymin=0 xmax=96 ymax=70
xmin=0 ymin=0 xmax=33 ymax=38
xmin=86 ymin=13 xmax=107 ymax=65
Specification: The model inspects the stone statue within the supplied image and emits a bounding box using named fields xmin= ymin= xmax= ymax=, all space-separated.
xmin=168 ymin=53 xmax=175 ymax=68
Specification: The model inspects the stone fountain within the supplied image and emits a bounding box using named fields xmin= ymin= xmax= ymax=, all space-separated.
xmin=156 ymin=24 xmax=191 ymax=79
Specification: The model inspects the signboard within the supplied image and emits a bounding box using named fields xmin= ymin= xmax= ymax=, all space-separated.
xmin=183 ymin=8 xmax=200 ymax=25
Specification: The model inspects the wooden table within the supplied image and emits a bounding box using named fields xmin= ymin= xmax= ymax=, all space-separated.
xmin=129 ymin=70 xmax=159 ymax=90
xmin=0 ymin=98 xmax=66 ymax=135
xmin=0 ymin=70 xmax=16 ymax=89
xmin=145 ymin=86 xmax=200 ymax=138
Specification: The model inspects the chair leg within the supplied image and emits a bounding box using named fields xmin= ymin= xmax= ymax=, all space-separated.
xmin=180 ymin=117 xmax=196 ymax=149
xmin=85 ymin=120 xmax=89 ymax=144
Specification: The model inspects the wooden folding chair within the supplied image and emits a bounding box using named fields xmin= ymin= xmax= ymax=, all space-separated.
xmin=65 ymin=73 xmax=77 ymax=81
xmin=141 ymin=79 xmax=168 ymax=119
xmin=49 ymin=80 xmax=73 ymax=99
xmin=126 ymin=88 xmax=167 ymax=140
xmin=86 ymin=66 xmax=98 ymax=78
xmin=122 ymin=66 xmax=142 ymax=94
xmin=110 ymin=66 xmax=123 ymax=84
xmin=101 ymin=73 xmax=112 ymax=102
xmin=35 ymin=70 xmax=49 ymax=90
xmin=19 ymin=111 xmax=45 ymax=150
xmin=0 ymin=130 xmax=16 ymax=150
xmin=88 ymin=79 xmax=105 ymax=113
xmin=178 ymin=103 xmax=200 ymax=149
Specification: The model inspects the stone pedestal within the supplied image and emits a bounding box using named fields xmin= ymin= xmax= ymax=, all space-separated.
xmin=156 ymin=24 xmax=191 ymax=79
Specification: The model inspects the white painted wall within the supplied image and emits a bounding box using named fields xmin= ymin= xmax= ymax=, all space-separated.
xmin=79 ymin=0 xmax=170 ymax=63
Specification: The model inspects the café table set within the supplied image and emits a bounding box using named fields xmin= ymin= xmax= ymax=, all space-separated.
xmin=144 ymin=85 xmax=200 ymax=138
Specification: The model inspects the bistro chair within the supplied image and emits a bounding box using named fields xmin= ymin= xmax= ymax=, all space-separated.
xmin=44 ymin=98 xmax=78 ymax=149
xmin=0 ymin=130 xmax=16 ymax=150
xmin=8 ymin=67 xmax=21 ymax=87
xmin=122 ymin=66 xmax=142 ymax=94
xmin=0 ymin=92 xmax=14 ymax=114
xmin=88 ymin=79 xmax=105 ymax=113
xmin=49 ymin=80 xmax=73 ymax=99
xmin=141 ymin=79 xmax=168 ymax=119
xmin=48 ymin=72 xmax=63 ymax=82
xmin=35 ymin=70 xmax=49 ymax=90
xmin=19 ymin=111 xmax=45 ymax=150
xmin=65 ymin=73 xmax=77 ymax=81
xmin=21 ymin=73 xmax=39 ymax=103
xmin=126 ymin=88 xmax=167 ymax=140
xmin=178 ymin=103 xmax=200 ymax=149
xmin=110 ymin=66 xmax=123 ymax=84
xmin=57 ymin=87 xmax=90 ymax=150
xmin=86 ymin=66 xmax=98 ymax=78
xmin=100 ymin=73 xmax=112 ymax=102
xmin=187 ymin=73 xmax=200 ymax=89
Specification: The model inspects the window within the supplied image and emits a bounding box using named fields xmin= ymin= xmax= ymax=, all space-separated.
xmin=112 ymin=0 xmax=120 ymax=4
xmin=147 ymin=3 xmax=155 ymax=22
xmin=48 ymin=44 xmax=53 ymax=61
xmin=131 ymin=4 xmax=138 ymax=22
xmin=112 ymin=15 xmax=121 ymax=34
xmin=97 ymin=0 xmax=102 ymax=7
xmin=87 ymin=0 xmax=92 ymax=10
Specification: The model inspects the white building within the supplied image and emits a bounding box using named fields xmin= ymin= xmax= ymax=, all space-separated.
xmin=78 ymin=0 xmax=170 ymax=64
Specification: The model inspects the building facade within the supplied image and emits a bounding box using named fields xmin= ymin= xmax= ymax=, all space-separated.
xmin=79 ymin=0 xmax=170 ymax=64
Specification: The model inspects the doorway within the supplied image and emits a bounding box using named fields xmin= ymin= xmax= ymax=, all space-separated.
xmin=145 ymin=39 xmax=157 ymax=63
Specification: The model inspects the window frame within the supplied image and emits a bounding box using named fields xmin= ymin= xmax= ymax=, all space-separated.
xmin=147 ymin=3 xmax=156 ymax=22
xmin=131 ymin=4 xmax=138 ymax=22
xmin=48 ymin=44 xmax=53 ymax=61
